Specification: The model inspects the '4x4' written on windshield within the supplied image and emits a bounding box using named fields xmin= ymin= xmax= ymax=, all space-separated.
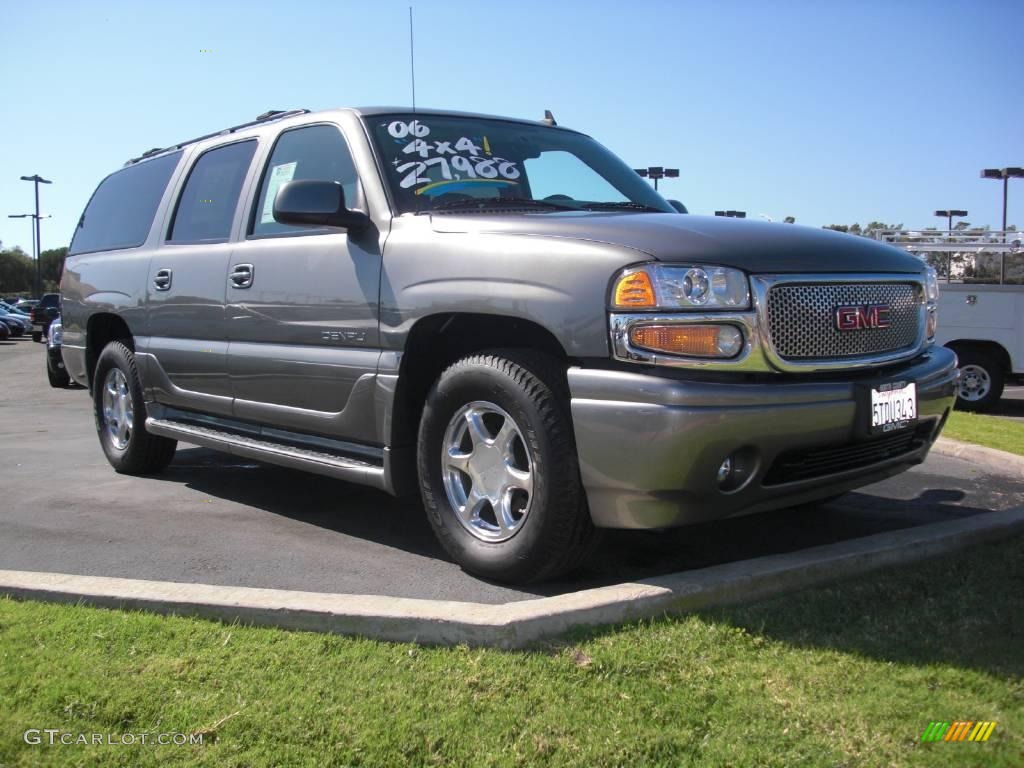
xmin=384 ymin=119 xmax=522 ymax=196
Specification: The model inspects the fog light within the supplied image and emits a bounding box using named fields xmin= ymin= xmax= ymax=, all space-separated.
xmin=630 ymin=324 xmax=743 ymax=358
xmin=715 ymin=447 xmax=758 ymax=493
xmin=717 ymin=457 xmax=733 ymax=486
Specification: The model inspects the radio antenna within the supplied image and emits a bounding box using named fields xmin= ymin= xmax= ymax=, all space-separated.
xmin=409 ymin=7 xmax=417 ymax=111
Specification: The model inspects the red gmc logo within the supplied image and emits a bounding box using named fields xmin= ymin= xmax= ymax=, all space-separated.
xmin=835 ymin=304 xmax=891 ymax=331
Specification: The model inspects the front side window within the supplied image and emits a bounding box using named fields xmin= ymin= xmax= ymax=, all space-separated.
xmin=367 ymin=114 xmax=672 ymax=214
xmin=250 ymin=124 xmax=361 ymax=237
xmin=69 ymin=151 xmax=182 ymax=255
xmin=168 ymin=140 xmax=257 ymax=243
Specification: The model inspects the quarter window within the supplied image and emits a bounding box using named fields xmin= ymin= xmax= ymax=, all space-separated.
xmin=168 ymin=140 xmax=257 ymax=243
xmin=250 ymin=124 xmax=360 ymax=237
xmin=69 ymin=151 xmax=182 ymax=255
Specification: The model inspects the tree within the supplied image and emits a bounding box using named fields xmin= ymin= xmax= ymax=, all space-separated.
xmin=783 ymin=216 xmax=796 ymax=224
xmin=0 ymin=248 xmax=34 ymax=295
xmin=40 ymin=247 xmax=68 ymax=292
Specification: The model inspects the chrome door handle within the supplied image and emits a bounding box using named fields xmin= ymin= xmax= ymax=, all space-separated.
xmin=230 ymin=263 xmax=254 ymax=289
xmin=153 ymin=268 xmax=173 ymax=291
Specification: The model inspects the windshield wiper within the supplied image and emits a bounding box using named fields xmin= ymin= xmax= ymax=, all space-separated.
xmin=431 ymin=197 xmax=575 ymax=213
xmin=579 ymin=202 xmax=666 ymax=213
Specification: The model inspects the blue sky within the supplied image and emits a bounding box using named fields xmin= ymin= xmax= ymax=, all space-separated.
xmin=1 ymin=0 xmax=1021 ymax=253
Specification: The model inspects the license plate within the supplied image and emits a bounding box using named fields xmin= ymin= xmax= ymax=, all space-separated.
xmin=870 ymin=381 xmax=917 ymax=434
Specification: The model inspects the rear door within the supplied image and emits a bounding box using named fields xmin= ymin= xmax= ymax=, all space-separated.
xmin=227 ymin=122 xmax=382 ymax=442
xmin=145 ymin=139 xmax=258 ymax=417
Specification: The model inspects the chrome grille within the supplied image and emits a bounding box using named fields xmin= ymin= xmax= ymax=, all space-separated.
xmin=766 ymin=282 xmax=921 ymax=360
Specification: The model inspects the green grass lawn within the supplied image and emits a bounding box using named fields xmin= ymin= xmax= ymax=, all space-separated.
xmin=943 ymin=411 xmax=1024 ymax=456
xmin=2 ymin=536 xmax=1021 ymax=767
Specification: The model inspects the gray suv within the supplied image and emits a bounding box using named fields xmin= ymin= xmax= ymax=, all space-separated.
xmin=61 ymin=107 xmax=957 ymax=583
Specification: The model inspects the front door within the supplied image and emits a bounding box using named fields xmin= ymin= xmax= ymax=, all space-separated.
xmin=227 ymin=123 xmax=382 ymax=442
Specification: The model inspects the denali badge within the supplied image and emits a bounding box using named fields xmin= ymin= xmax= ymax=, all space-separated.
xmin=835 ymin=304 xmax=891 ymax=331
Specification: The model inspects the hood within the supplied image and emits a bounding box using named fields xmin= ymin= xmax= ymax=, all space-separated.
xmin=430 ymin=212 xmax=924 ymax=274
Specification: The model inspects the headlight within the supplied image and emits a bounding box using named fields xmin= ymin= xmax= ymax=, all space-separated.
xmin=48 ymin=320 xmax=63 ymax=348
xmin=612 ymin=264 xmax=750 ymax=310
xmin=925 ymin=266 xmax=939 ymax=302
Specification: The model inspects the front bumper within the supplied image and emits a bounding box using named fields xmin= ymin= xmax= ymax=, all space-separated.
xmin=47 ymin=344 xmax=65 ymax=371
xmin=569 ymin=346 xmax=958 ymax=529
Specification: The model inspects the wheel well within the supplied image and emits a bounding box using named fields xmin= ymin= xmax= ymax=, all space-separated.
xmin=944 ymin=340 xmax=1011 ymax=373
xmin=86 ymin=313 xmax=134 ymax=388
xmin=389 ymin=313 xmax=569 ymax=452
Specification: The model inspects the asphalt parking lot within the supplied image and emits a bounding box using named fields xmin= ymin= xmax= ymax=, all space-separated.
xmin=1 ymin=336 xmax=1020 ymax=605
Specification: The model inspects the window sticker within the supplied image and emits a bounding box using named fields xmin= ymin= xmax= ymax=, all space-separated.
xmin=260 ymin=161 xmax=298 ymax=224
xmin=383 ymin=120 xmax=521 ymax=197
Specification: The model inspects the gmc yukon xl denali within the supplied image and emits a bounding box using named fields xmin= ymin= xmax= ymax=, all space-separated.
xmin=61 ymin=107 xmax=958 ymax=583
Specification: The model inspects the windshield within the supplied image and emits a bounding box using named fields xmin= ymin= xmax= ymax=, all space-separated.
xmin=367 ymin=114 xmax=674 ymax=215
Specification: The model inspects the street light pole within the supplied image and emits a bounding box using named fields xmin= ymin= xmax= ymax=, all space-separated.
xmin=933 ymin=210 xmax=968 ymax=282
xmin=634 ymin=166 xmax=679 ymax=192
xmin=980 ymin=168 xmax=1023 ymax=284
xmin=20 ymin=174 xmax=52 ymax=298
xmin=934 ymin=209 xmax=968 ymax=233
xmin=981 ymin=167 xmax=1023 ymax=233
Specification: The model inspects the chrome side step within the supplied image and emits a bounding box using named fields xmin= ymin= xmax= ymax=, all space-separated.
xmin=146 ymin=418 xmax=388 ymax=490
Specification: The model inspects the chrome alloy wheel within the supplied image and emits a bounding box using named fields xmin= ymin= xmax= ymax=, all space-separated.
xmin=441 ymin=401 xmax=534 ymax=542
xmin=102 ymin=368 xmax=134 ymax=450
xmin=957 ymin=364 xmax=991 ymax=402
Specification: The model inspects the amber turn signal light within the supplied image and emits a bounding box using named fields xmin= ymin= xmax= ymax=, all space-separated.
xmin=629 ymin=324 xmax=743 ymax=358
xmin=613 ymin=271 xmax=656 ymax=308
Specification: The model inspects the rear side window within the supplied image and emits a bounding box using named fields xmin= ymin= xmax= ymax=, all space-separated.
xmin=168 ymin=140 xmax=257 ymax=243
xmin=250 ymin=125 xmax=360 ymax=237
xmin=68 ymin=151 xmax=182 ymax=256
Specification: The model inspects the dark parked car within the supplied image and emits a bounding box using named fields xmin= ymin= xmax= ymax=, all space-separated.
xmin=30 ymin=293 xmax=60 ymax=342
xmin=0 ymin=321 xmax=9 ymax=342
xmin=1 ymin=299 xmax=29 ymax=313
xmin=46 ymin=317 xmax=71 ymax=388
xmin=0 ymin=311 xmax=28 ymax=337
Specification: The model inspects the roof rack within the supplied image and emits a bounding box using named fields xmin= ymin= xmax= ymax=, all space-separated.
xmin=124 ymin=108 xmax=310 ymax=166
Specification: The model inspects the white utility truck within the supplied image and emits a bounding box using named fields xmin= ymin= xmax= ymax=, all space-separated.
xmin=874 ymin=229 xmax=1023 ymax=411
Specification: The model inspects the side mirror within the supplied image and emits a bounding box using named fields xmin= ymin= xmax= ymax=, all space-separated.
xmin=273 ymin=180 xmax=370 ymax=230
xmin=668 ymin=199 xmax=688 ymax=214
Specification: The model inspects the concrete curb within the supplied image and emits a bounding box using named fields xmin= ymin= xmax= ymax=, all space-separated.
xmin=2 ymin=506 xmax=1022 ymax=649
xmin=933 ymin=436 xmax=1024 ymax=479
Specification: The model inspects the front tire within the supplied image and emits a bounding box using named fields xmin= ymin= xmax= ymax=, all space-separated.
xmin=954 ymin=349 xmax=1004 ymax=412
xmin=93 ymin=341 xmax=177 ymax=474
xmin=417 ymin=351 xmax=600 ymax=584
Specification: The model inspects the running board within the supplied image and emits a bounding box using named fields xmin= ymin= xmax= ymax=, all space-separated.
xmin=146 ymin=418 xmax=388 ymax=490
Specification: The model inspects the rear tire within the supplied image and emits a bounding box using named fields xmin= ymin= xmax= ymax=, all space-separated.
xmin=93 ymin=341 xmax=177 ymax=474
xmin=954 ymin=349 xmax=1004 ymax=413
xmin=417 ymin=350 xmax=600 ymax=584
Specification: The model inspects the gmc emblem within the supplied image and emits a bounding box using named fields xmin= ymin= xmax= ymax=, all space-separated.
xmin=835 ymin=304 xmax=891 ymax=331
